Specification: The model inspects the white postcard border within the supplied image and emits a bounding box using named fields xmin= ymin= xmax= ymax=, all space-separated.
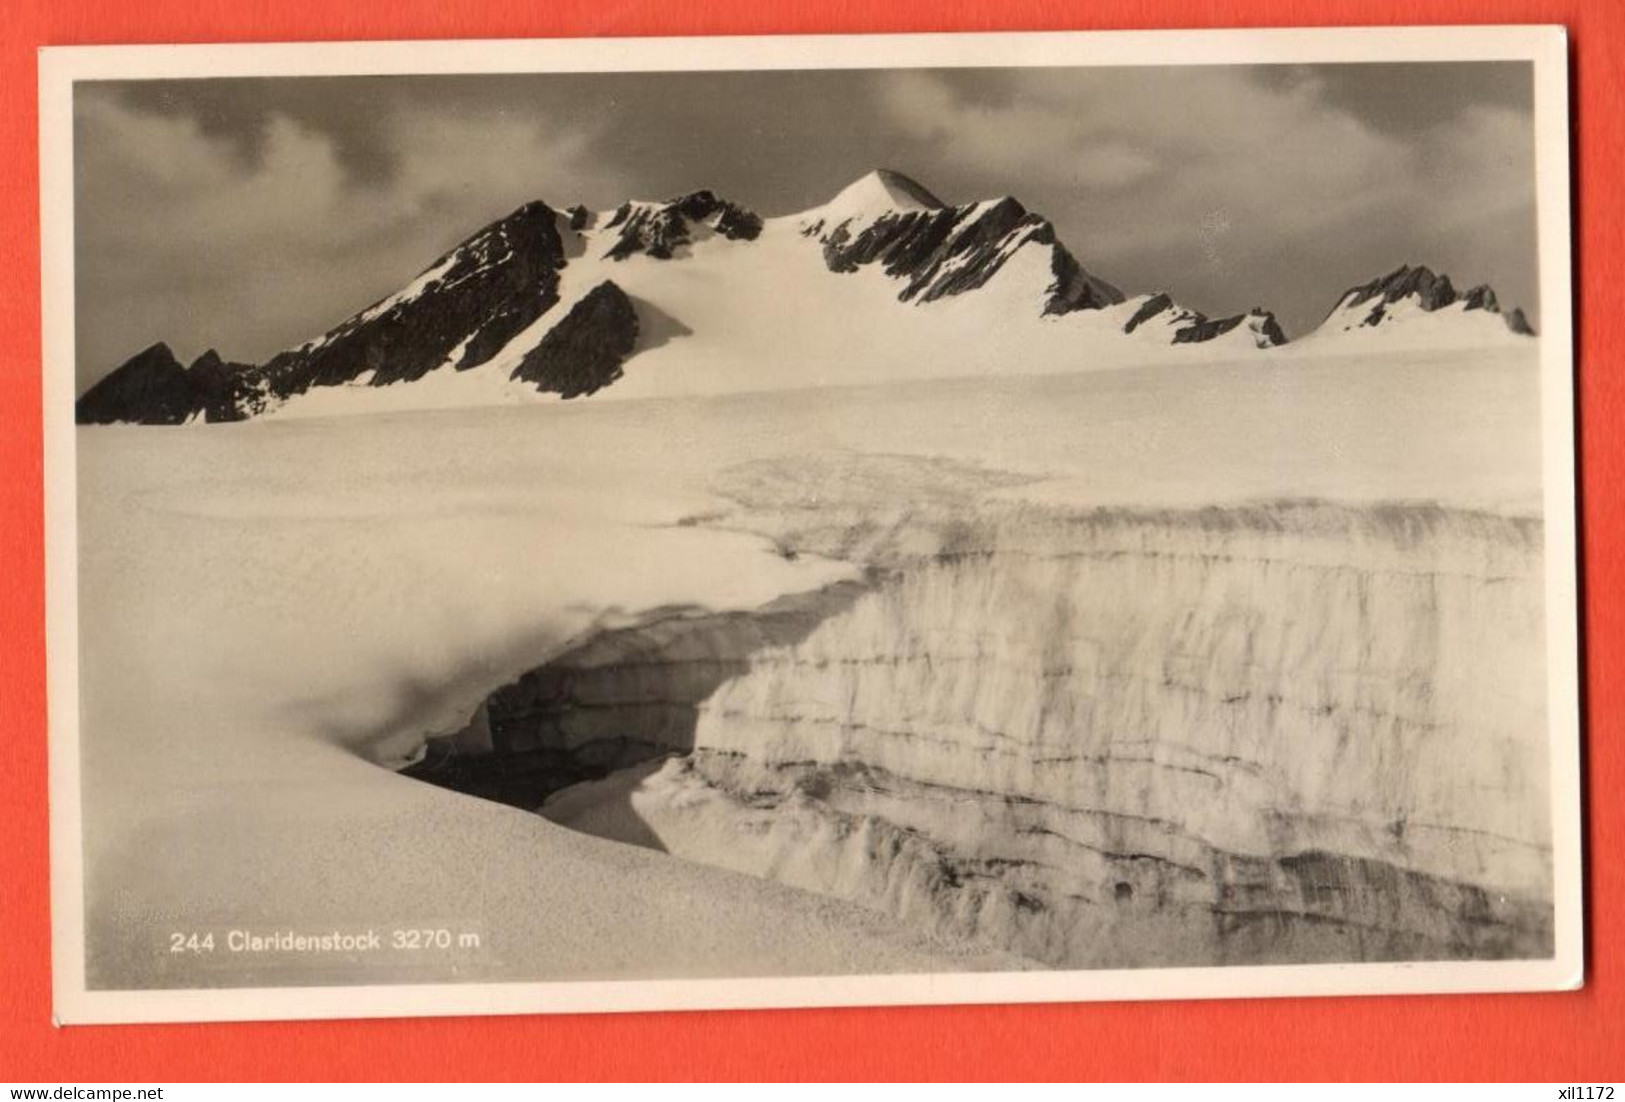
xmin=39 ymin=24 xmax=1582 ymax=1026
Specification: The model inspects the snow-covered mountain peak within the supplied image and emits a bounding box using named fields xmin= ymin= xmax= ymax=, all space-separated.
xmin=795 ymin=170 xmax=1125 ymax=319
xmin=798 ymin=169 xmax=946 ymax=236
xmin=1304 ymin=262 xmax=1536 ymax=349
xmin=1342 ymin=263 xmax=1458 ymax=314
xmin=830 ymin=168 xmax=943 ymax=213
xmin=836 ymin=168 xmax=945 ymax=209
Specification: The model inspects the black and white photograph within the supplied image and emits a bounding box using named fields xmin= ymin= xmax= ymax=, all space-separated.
xmin=41 ymin=27 xmax=1581 ymax=1024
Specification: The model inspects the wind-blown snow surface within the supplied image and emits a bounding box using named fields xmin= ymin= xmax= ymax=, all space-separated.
xmin=76 ymin=347 xmax=1551 ymax=985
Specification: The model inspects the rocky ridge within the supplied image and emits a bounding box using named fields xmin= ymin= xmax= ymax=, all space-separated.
xmin=1122 ymin=293 xmax=1289 ymax=349
xmin=1317 ymin=263 xmax=1537 ymax=338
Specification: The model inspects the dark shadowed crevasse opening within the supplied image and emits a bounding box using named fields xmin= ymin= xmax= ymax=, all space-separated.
xmin=399 ymin=574 xmax=876 ymax=812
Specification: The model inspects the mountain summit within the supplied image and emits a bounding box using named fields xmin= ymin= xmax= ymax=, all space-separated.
xmin=801 ymin=173 xmax=1124 ymax=317
xmin=805 ymin=169 xmax=946 ymax=230
xmin=1306 ymin=263 xmax=1536 ymax=346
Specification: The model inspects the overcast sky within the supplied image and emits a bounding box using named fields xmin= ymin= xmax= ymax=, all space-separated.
xmin=74 ymin=62 xmax=1538 ymax=386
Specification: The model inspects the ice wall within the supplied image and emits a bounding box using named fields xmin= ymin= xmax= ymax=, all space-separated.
xmin=413 ymin=483 xmax=1553 ymax=968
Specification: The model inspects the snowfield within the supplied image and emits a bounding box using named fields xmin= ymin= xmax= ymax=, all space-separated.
xmin=75 ymin=345 xmax=1552 ymax=986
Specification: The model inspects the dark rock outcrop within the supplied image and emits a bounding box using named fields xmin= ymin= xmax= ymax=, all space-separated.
xmin=1125 ymin=295 xmax=1288 ymax=349
xmin=602 ymin=190 xmax=763 ymax=261
xmin=185 ymin=349 xmax=254 ymax=424
xmin=1504 ymin=307 xmax=1537 ymax=336
xmin=76 ymin=344 xmax=259 ymax=425
xmin=1036 ymin=220 xmax=1128 ymax=316
xmin=1344 ymin=264 xmax=1458 ymax=315
xmin=1170 ymin=309 xmax=1287 ymax=348
xmin=1462 ymin=284 xmax=1500 ymax=312
xmin=813 ymin=194 xmax=1123 ymax=316
xmin=75 ymin=342 xmax=260 ymax=425
xmin=675 ymin=190 xmax=763 ymax=242
xmin=1171 ymin=313 xmax=1246 ymax=344
xmin=186 ymin=348 xmax=226 ymax=380
xmin=510 ymin=280 xmax=639 ymax=398
xmin=1123 ymin=293 xmax=1185 ymax=334
xmin=1247 ymin=309 xmax=1289 ymax=347
xmin=75 ymin=343 xmax=197 ymax=425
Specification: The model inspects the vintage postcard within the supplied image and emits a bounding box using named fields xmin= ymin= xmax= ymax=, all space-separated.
xmin=40 ymin=25 xmax=1581 ymax=1024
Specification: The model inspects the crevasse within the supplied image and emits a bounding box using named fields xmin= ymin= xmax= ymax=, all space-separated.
xmin=405 ymin=484 xmax=1553 ymax=968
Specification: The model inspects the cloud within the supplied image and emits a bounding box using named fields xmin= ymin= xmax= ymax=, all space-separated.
xmin=874 ymin=68 xmax=1536 ymax=331
xmin=878 ymin=68 xmax=1413 ymax=258
xmin=881 ymin=72 xmax=1159 ymax=190
xmin=74 ymin=88 xmax=622 ymax=378
xmin=72 ymin=65 xmax=1539 ymax=379
xmin=1416 ymin=105 xmax=1537 ymax=228
xmin=1074 ymin=144 xmax=1161 ymax=189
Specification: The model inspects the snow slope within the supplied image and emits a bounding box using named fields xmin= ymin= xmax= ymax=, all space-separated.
xmin=1300 ymin=297 xmax=1532 ymax=352
xmin=75 ymin=411 xmax=1027 ymax=989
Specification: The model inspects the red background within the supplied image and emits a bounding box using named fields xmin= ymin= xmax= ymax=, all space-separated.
xmin=2 ymin=0 xmax=1620 ymax=1082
